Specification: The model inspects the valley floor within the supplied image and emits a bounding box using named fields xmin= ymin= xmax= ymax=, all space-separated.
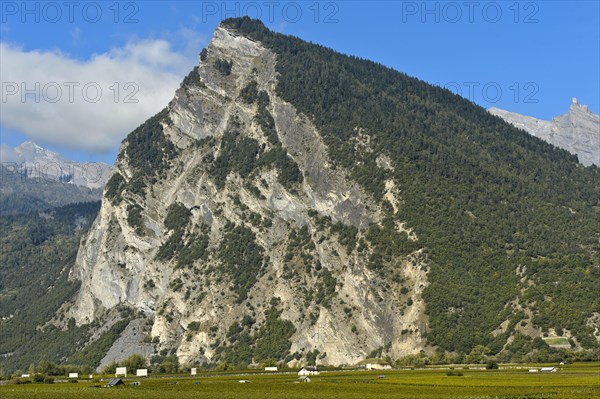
xmin=1 ymin=363 xmax=599 ymax=399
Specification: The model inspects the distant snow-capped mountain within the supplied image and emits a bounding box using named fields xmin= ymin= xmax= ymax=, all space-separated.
xmin=1 ymin=141 xmax=112 ymax=189
xmin=489 ymin=99 xmax=599 ymax=167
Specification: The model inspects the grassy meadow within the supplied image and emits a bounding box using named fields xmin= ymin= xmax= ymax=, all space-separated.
xmin=1 ymin=363 xmax=598 ymax=399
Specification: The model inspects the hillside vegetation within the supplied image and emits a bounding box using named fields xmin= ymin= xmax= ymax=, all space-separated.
xmin=224 ymin=17 xmax=600 ymax=354
xmin=0 ymin=202 xmax=101 ymax=373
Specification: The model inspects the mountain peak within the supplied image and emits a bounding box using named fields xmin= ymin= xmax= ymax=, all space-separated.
xmin=568 ymin=97 xmax=594 ymax=116
xmin=61 ymin=21 xmax=599 ymax=371
xmin=16 ymin=140 xmax=58 ymax=156
xmin=4 ymin=141 xmax=112 ymax=189
xmin=489 ymin=99 xmax=599 ymax=166
xmin=220 ymin=16 xmax=267 ymax=31
xmin=18 ymin=140 xmax=43 ymax=150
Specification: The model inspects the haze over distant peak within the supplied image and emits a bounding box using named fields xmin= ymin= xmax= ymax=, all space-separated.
xmin=489 ymin=99 xmax=600 ymax=167
xmin=1 ymin=141 xmax=112 ymax=189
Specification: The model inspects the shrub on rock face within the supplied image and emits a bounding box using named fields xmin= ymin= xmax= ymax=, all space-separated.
xmin=215 ymin=59 xmax=232 ymax=75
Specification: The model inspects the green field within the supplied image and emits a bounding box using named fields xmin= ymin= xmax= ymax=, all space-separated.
xmin=1 ymin=363 xmax=598 ymax=399
xmin=542 ymin=337 xmax=571 ymax=346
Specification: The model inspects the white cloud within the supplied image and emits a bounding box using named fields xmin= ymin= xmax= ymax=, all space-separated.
xmin=0 ymin=143 xmax=18 ymax=163
xmin=0 ymin=39 xmax=197 ymax=153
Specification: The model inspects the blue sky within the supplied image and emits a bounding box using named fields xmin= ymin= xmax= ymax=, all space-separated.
xmin=1 ymin=1 xmax=599 ymax=164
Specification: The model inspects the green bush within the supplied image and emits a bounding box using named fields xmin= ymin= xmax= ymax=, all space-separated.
xmin=124 ymin=108 xmax=177 ymax=200
xmin=126 ymin=203 xmax=144 ymax=235
xmin=218 ymin=224 xmax=266 ymax=302
xmin=105 ymin=173 xmax=126 ymax=204
xmin=240 ymin=80 xmax=259 ymax=103
xmin=254 ymin=96 xmax=279 ymax=145
xmin=214 ymin=59 xmax=232 ymax=75
xmin=164 ymin=202 xmax=192 ymax=231
xmin=156 ymin=202 xmax=192 ymax=262
xmin=212 ymin=130 xmax=261 ymax=188
xmin=187 ymin=321 xmax=201 ymax=332
xmin=485 ymin=360 xmax=499 ymax=369
xmin=257 ymin=145 xmax=302 ymax=190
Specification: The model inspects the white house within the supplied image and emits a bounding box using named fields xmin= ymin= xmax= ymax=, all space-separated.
xmin=265 ymin=366 xmax=278 ymax=372
xmin=298 ymin=366 xmax=320 ymax=376
xmin=366 ymin=363 xmax=392 ymax=370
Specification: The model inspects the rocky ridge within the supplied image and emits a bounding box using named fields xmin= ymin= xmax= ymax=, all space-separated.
xmin=489 ymin=99 xmax=599 ymax=167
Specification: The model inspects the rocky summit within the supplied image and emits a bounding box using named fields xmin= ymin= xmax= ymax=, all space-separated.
xmin=489 ymin=99 xmax=600 ymax=167
xmin=15 ymin=18 xmax=596 ymax=371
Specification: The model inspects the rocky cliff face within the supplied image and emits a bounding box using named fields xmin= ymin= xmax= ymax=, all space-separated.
xmin=489 ymin=99 xmax=600 ymax=167
xmin=65 ymin=25 xmax=429 ymax=368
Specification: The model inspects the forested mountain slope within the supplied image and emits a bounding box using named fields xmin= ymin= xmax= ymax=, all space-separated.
xmin=0 ymin=202 xmax=100 ymax=372
xmin=5 ymin=17 xmax=597 ymax=372
xmin=219 ymin=17 xmax=600 ymax=354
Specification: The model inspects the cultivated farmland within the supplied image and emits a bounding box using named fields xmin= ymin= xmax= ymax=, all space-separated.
xmin=1 ymin=363 xmax=598 ymax=399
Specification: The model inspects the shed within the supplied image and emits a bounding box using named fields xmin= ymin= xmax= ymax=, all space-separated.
xmin=107 ymin=378 xmax=124 ymax=387
xmin=298 ymin=376 xmax=311 ymax=382
xmin=540 ymin=367 xmax=557 ymax=373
